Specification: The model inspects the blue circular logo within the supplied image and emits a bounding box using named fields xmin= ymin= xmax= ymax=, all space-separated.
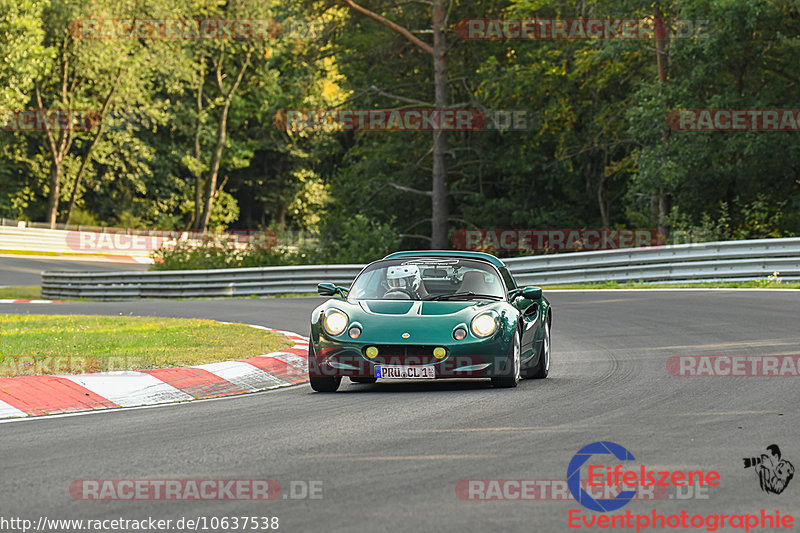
xmin=567 ymin=441 xmax=637 ymax=512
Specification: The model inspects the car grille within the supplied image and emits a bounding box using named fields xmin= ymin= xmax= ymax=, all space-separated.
xmin=365 ymin=345 xmax=441 ymax=365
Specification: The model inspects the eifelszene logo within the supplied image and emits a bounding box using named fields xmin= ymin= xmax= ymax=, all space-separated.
xmin=567 ymin=441 xmax=637 ymax=512
xmin=567 ymin=441 xmax=721 ymax=512
xmin=743 ymin=445 xmax=794 ymax=495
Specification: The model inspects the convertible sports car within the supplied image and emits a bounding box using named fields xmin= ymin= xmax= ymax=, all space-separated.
xmin=308 ymin=251 xmax=551 ymax=392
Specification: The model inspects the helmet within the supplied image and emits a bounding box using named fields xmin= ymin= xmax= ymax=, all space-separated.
xmin=386 ymin=265 xmax=421 ymax=292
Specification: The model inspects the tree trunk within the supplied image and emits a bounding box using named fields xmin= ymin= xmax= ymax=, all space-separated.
xmin=40 ymin=45 xmax=73 ymax=229
xmin=63 ymin=138 xmax=95 ymax=225
xmin=339 ymin=0 xmax=446 ymax=246
xmin=37 ymin=81 xmax=73 ymax=228
xmin=650 ymin=192 xmax=658 ymax=226
xmin=654 ymin=7 xmax=670 ymax=239
xmin=191 ymin=59 xmax=206 ymax=230
xmin=63 ymin=70 xmax=122 ymax=224
xmin=597 ymin=174 xmax=609 ymax=228
xmin=430 ymin=0 xmax=448 ymax=249
xmin=200 ymin=104 xmax=230 ymax=230
xmin=46 ymin=163 xmax=62 ymax=228
xmin=192 ymin=173 xmax=203 ymax=229
xmin=198 ymin=50 xmax=251 ymax=231
xmin=658 ymin=187 xmax=670 ymax=237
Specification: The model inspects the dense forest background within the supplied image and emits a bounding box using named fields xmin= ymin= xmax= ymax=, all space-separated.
xmin=1 ymin=0 xmax=799 ymax=264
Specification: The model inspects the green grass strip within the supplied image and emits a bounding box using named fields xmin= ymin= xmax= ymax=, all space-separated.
xmin=0 ymin=314 xmax=293 ymax=376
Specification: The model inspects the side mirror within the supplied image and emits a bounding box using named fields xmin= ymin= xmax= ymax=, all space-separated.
xmin=318 ymin=283 xmax=348 ymax=298
xmin=317 ymin=283 xmax=337 ymax=296
xmin=519 ymin=286 xmax=543 ymax=300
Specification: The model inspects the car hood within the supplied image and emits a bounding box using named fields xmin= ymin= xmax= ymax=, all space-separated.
xmin=315 ymin=298 xmax=513 ymax=346
xmin=358 ymin=300 xmax=490 ymax=317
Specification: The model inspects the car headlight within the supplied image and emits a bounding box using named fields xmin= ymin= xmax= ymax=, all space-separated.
xmin=470 ymin=313 xmax=497 ymax=338
xmin=324 ymin=310 xmax=348 ymax=336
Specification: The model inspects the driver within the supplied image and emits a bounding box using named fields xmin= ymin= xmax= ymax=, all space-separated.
xmin=384 ymin=265 xmax=428 ymax=299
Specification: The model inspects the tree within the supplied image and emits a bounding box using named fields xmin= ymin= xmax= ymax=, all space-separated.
xmin=196 ymin=44 xmax=252 ymax=230
xmin=0 ymin=0 xmax=51 ymax=111
xmin=340 ymin=0 xmax=450 ymax=248
xmin=31 ymin=0 xmax=185 ymax=228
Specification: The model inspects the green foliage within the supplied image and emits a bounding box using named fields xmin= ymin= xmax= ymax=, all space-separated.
xmin=3 ymin=0 xmax=800 ymax=262
xmin=150 ymin=236 xmax=308 ymax=270
xmin=312 ymin=213 xmax=401 ymax=264
xmin=151 ymin=211 xmax=399 ymax=269
xmin=150 ymin=240 xmax=237 ymax=270
xmin=0 ymin=0 xmax=52 ymax=109
xmin=68 ymin=208 xmax=100 ymax=227
xmin=669 ymin=194 xmax=787 ymax=244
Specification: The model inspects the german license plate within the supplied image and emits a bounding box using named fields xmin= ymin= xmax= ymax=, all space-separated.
xmin=375 ymin=365 xmax=436 ymax=379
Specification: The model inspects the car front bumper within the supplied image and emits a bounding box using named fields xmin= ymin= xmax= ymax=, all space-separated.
xmin=308 ymin=336 xmax=512 ymax=379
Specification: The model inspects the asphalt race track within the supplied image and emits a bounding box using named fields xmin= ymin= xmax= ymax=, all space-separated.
xmin=1 ymin=290 xmax=799 ymax=532
xmin=0 ymin=255 xmax=149 ymax=286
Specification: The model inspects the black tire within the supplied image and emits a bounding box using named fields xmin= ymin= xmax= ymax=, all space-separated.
xmin=491 ymin=328 xmax=521 ymax=388
xmin=310 ymin=376 xmax=341 ymax=392
xmin=349 ymin=377 xmax=377 ymax=384
xmin=524 ymin=318 xmax=550 ymax=379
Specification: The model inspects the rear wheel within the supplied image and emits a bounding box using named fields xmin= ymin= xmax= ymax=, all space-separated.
xmin=525 ymin=319 xmax=550 ymax=379
xmin=310 ymin=376 xmax=341 ymax=392
xmin=491 ymin=329 xmax=521 ymax=388
xmin=349 ymin=377 xmax=377 ymax=384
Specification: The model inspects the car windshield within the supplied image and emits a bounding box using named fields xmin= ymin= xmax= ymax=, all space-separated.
xmin=347 ymin=258 xmax=506 ymax=302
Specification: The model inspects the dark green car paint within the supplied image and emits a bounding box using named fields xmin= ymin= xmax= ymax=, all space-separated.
xmin=308 ymin=252 xmax=550 ymax=380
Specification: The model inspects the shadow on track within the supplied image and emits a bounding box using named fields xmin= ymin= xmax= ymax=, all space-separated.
xmin=311 ymin=378 xmax=561 ymax=394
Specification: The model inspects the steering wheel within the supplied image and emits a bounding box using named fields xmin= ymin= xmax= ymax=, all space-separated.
xmin=383 ymin=287 xmax=414 ymax=299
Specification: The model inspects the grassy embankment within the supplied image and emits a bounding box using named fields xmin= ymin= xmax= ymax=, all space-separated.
xmin=0 ymin=314 xmax=293 ymax=377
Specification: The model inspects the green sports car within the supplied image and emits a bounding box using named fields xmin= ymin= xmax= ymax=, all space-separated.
xmin=308 ymin=250 xmax=551 ymax=392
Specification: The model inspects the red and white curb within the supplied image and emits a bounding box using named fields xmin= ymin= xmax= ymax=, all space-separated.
xmin=0 ymin=327 xmax=309 ymax=420
xmin=0 ymin=299 xmax=63 ymax=304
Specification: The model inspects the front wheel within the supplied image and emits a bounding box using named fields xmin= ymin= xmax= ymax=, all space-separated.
xmin=491 ymin=329 xmax=521 ymax=388
xmin=310 ymin=376 xmax=341 ymax=392
xmin=524 ymin=319 xmax=550 ymax=379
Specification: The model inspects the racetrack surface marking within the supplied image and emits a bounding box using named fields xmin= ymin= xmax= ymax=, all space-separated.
xmin=0 ymin=327 xmax=308 ymax=420
xmin=0 ymin=299 xmax=63 ymax=304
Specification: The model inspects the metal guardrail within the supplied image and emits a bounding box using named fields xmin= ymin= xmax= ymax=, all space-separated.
xmin=503 ymin=238 xmax=800 ymax=285
xmin=42 ymin=264 xmax=365 ymax=300
xmin=40 ymin=238 xmax=800 ymax=300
